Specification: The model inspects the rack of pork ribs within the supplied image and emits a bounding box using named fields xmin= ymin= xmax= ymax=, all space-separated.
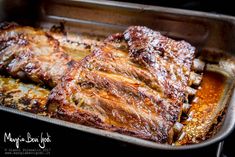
xmin=0 ymin=22 xmax=207 ymax=145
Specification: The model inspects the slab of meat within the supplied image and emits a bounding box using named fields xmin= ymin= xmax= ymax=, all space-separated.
xmin=0 ymin=22 xmax=74 ymax=87
xmin=48 ymin=26 xmax=196 ymax=143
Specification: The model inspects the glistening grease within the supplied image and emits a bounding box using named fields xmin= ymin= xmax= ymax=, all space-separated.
xmin=176 ymin=71 xmax=227 ymax=145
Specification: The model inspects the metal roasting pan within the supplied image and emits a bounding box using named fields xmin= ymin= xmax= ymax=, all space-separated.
xmin=0 ymin=0 xmax=235 ymax=150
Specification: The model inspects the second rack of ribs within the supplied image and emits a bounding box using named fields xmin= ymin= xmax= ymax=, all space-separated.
xmin=0 ymin=23 xmax=74 ymax=87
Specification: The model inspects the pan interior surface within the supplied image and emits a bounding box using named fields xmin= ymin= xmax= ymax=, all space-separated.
xmin=0 ymin=0 xmax=235 ymax=150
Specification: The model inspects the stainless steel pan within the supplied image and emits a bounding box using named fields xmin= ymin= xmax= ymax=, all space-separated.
xmin=0 ymin=0 xmax=234 ymax=150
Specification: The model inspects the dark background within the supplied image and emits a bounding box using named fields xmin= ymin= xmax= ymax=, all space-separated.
xmin=120 ymin=0 xmax=235 ymax=16
xmin=0 ymin=0 xmax=235 ymax=156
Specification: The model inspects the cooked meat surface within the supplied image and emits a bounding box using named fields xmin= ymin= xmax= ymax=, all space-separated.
xmin=0 ymin=23 xmax=74 ymax=87
xmin=48 ymin=26 xmax=196 ymax=143
xmin=123 ymin=26 xmax=195 ymax=100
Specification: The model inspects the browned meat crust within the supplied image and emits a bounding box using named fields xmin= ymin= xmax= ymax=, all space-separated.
xmin=124 ymin=26 xmax=195 ymax=100
xmin=47 ymin=26 xmax=196 ymax=143
xmin=0 ymin=22 xmax=74 ymax=87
